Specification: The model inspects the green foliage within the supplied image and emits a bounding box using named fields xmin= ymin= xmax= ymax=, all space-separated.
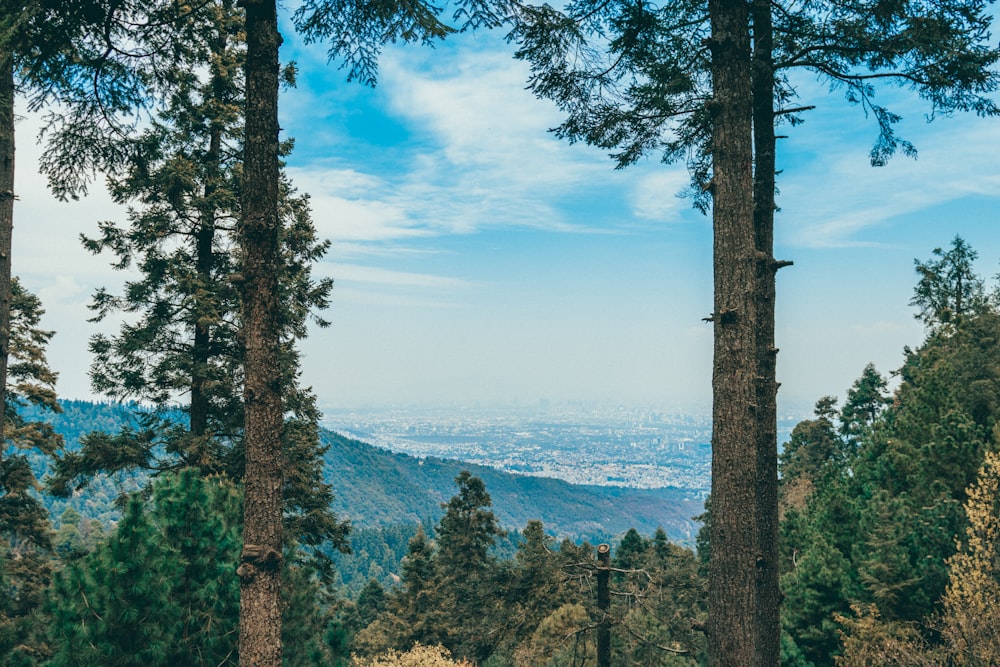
xmin=46 ymin=471 xmax=238 ymax=667
xmin=350 ymin=474 xmax=706 ymax=666
xmin=0 ymin=279 xmax=63 ymax=665
xmin=45 ymin=0 xmax=348 ymax=574
xmin=22 ymin=1 xmax=234 ymax=201
xmin=781 ymin=240 xmax=1000 ymax=663
xmin=510 ymin=0 xmax=1000 ymax=206
xmin=47 ymin=491 xmax=186 ymax=666
xmin=44 ymin=468 xmax=337 ymax=667
xmin=293 ymin=0 xmax=513 ymax=87
xmin=911 ymin=236 xmax=986 ymax=328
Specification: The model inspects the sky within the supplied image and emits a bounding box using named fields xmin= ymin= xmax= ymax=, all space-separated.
xmin=12 ymin=17 xmax=1000 ymax=419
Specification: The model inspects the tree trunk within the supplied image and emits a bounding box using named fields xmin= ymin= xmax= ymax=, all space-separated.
xmin=0 ymin=55 xmax=14 ymax=456
xmin=749 ymin=0 xmax=782 ymax=659
xmin=706 ymin=0 xmax=768 ymax=662
xmin=191 ymin=124 xmax=222 ymax=438
xmin=237 ymin=1 xmax=283 ymax=665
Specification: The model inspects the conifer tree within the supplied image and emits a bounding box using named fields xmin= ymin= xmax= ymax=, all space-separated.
xmin=512 ymin=0 xmax=999 ymax=660
xmin=507 ymin=519 xmax=566 ymax=649
xmin=0 ymin=279 xmax=62 ymax=664
xmin=839 ymin=365 xmax=890 ymax=448
xmin=46 ymin=468 xmax=341 ymax=667
xmin=429 ymin=472 xmax=505 ymax=662
xmin=46 ymin=0 xmax=348 ymax=576
xmin=245 ymin=0 xmax=514 ymax=660
xmin=781 ymin=242 xmax=1000 ymax=660
xmin=47 ymin=492 xmax=184 ymax=667
xmin=912 ymin=236 xmax=986 ymax=329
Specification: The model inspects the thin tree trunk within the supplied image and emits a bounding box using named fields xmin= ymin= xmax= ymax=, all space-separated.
xmin=705 ymin=0 xmax=761 ymax=662
xmin=191 ymin=123 xmax=221 ymax=438
xmin=750 ymin=0 xmax=782 ymax=660
xmin=0 ymin=55 xmax=14 ymax=457
xmin=237 ymin=0 xmax=283 ymax=665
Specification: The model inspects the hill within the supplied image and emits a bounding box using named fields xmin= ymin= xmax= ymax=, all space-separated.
xmin=322 ymin=429 xmax=703 ymax=542
xmin=25 ymin=400 xmax=703 ymax=542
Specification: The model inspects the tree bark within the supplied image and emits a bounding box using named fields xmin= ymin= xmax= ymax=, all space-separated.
xmin=706 ymin=0 xmax=768 ymax=662
xmin=749 ymin=0 xmax=782 ymax=659
xmin=237 ymin=1 xmax=283 ymax=665
xmin=0 ymin=55 xmax=14 ymax=455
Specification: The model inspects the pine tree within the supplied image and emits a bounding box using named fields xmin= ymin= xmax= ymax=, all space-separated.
xmin=508 ymin=520 xmax=566 ymax=647
xmin=45 ymin=0 xmax=348 ymax=587
xmin=432 ymin=472 xmax=505 ymax=663
xmin=45 ymin=471 xmax=244 ymax=666
xmin=250 ymin=0 xmax=513 ymax=660
xmin=840 ymin=365 xmax=890 ymax=447
xmin=0 ymin=279 xmax=62 ymax=664
xmin=513 ymin=2 xmax=1000 ymax=661
xmin=912 ymin=236 xmax=986 ymax=329
xmin=47 ymin=493 xmax=183 ymax=667
xmin=398 ymin=526 xmax=436 ymax=638
xmin=781 ymin=243 xmax=1000 ymax=658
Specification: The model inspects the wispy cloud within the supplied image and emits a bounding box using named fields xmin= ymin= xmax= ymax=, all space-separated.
xmin=333 ymin=263 xmax=473 ymax=290
xmin=286 ymin=37 xmax=652 ymax=245
xmin=777 ymin=85 xmax=1000 ymax=248
xmin=630 ymin=169 xmax=693 ymax=221
xmin=287 ymin=166 xmax=434 ymax=243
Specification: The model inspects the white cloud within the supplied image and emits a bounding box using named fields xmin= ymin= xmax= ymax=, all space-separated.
xmin=776 ymin=88 xmax=1000 ymax=248
xmin=333 ymin=263 xmax=472 ymax=290
xmin=631 ymin=169 xmax=693 ymax=221
xmin=289 ymin=165 xmax=434 ymax=242
xmin=287 ymin=36 xmax=633 ymax=244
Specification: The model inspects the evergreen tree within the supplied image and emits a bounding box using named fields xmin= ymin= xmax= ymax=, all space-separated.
xmin=613 ymin=531 xmax=707 ymax=665
xmin=839 ymin=365 xmax=890 ymax=447
xmin=0 ymin=279 xmax=62 ymax=665
xmin=781 ymin=240 xmax=1000 ymax=660
xmin=397 ymin=526 xmax=436 ymax=639
xmin=47 ymin=492 xmax=184 ymax=667
xmin=779 ymin=397 xmax=844 ymax=513
xmin=237 ymin=1 xmax=285 ymax=661
xmin=46 ymin=468 xmax=335 ymax=667
xmin=249 ymin=0 xmax=514 ymax=659
xmin=0 ymin=0 xmax=110 ymax=457
xmin=912 ymin=236 xmax=986 ymax=328
xmin=507 ymin=520 xmax=566 ymax=647
xmin=45 ymin=0 xmax=348 ymax=584
xmin=512 ymin=0 xmax=1000 ymax=660
xmin=353 ymin=474 xmax=512 ymax=662
xmin=431 ymin=472 xmax=506 ymax=663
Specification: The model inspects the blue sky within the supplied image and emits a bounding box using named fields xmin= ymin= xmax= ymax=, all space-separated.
xmin=13 ymin=19 xmax=1000 ymax=418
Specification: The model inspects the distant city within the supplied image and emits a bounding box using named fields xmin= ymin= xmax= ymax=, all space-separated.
xmin=324 ymin=403 xmax=802 ymax=497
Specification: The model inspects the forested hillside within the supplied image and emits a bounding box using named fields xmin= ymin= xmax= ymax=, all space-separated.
xmin=22 ymin=400 xmax=702 ymax=543
xmin=322 ymin=429 xmax=702 ymax=539
xmin=779 ymin=238 xmax=1000 ymax=665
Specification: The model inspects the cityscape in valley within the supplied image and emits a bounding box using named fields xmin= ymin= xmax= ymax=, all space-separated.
xmin=325 ymin=404 xmax=803 ymax=495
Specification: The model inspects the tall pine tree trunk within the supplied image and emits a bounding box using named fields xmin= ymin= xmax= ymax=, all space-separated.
xmin=706 ymin=0 xmax=769 ymax=662
xmin=0 ymin=55 xmax=14 ymax=455
xmin=237 ymin=1 xmax=283 ymax=665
